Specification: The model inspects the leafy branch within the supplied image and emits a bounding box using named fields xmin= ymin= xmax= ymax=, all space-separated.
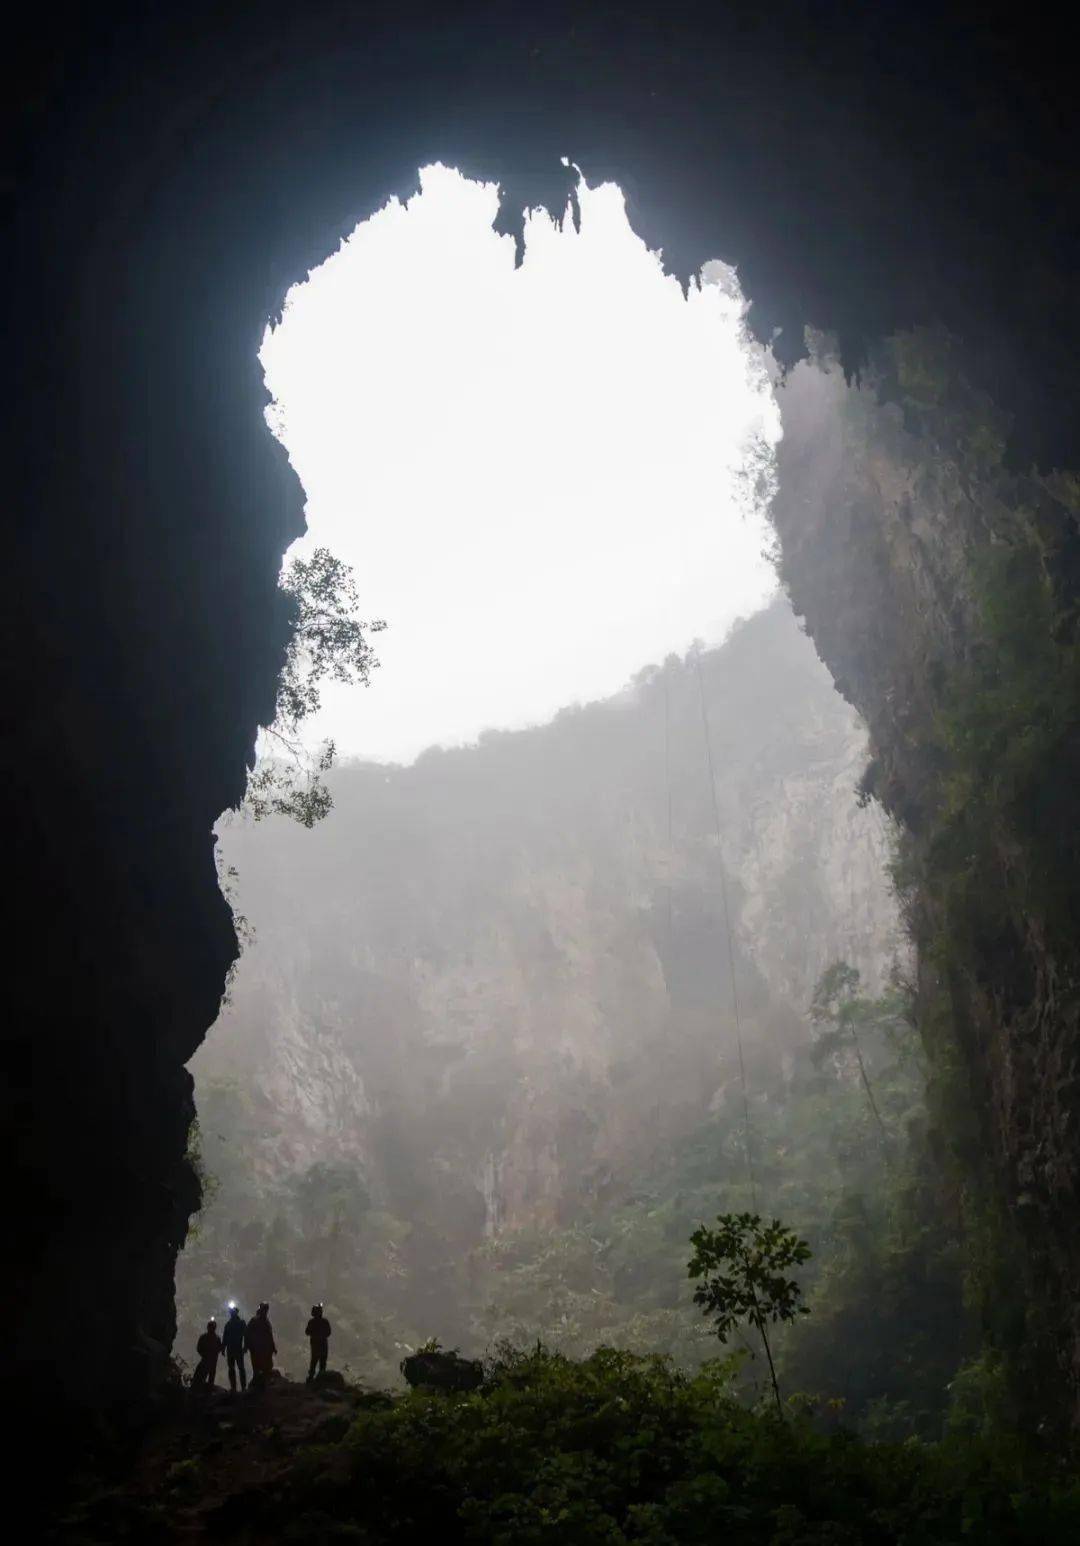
xmin=242 ymin=548 xmax=386 ymax=826
xmin=688 ymin=1212 xmax=811 ymax=1418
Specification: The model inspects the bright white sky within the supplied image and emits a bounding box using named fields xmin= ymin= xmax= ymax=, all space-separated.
xmin=260 ymin=164 xmax=780 ymax=764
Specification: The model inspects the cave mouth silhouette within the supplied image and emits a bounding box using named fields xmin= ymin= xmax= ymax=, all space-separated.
xmin=185 ymin=159 xmax=924 ymax=1390
xmin=9 ymin=6 xmax=1077 ymax=1440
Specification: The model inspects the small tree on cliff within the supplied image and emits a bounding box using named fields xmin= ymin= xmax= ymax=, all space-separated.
xmin=688 ymin=1212 xmax=811 ymax=1418
xmin=243 ymin=547 xmax=386 ymax=826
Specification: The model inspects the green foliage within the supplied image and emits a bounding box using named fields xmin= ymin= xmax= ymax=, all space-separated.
xmin=809 ymin=962 xmax=916 ymax=1146
xmin=868 ymin=365 xmax=1080 ymax=1418
xmin=243 ymin=547 xmax=386 ymax=826
xmin=461 ymin=967 xmax=949 ymax=1434
xmin=164 ymin=1456 xmax=204 ymax=1493
xmin=927 ymin=532 xmax=1080 ymax=966
xmin=946 ymin=1352 xmax=1012 ymax=1440
xmin=688 ymin=1214 xmax=811 ymax=1343
xmin=184 ymin=1118 xmax=218 ymax=1242
xmin=688 ymin=1213 xmax=810 ymax=1415
xmin=282 ymin=1344 xmax=1080 ymax=1544
xmin=832 ymin=330 xmax=1080 ymax=1426
xmin=777 ymin=965 xmax=970 ymax=1434
xmin=244 ymin=739 xmax=337 ymax=829
xmin=276 ymin=548 xmax=386 ymax=727
xmin=214 ymin=854 xmax=255 ymax=1007
xmin=180 ymin=969 xmax=970 ymax=1433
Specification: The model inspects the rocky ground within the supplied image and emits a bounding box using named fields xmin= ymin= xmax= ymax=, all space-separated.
xmin=55 ymin=1372 xmax=383 ymax=1543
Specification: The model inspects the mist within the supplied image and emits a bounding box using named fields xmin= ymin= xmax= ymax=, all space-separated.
xmin=182 ymin=183 xmax=944 ymax=1436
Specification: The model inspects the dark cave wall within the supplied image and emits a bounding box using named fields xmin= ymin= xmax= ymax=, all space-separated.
xmin=6 ymin=1 xmax=1078 ymax=1419
xmin=771 ymin=348 xmax=1080 ymax=1426
xmin=7 ymin=184 xmax=304 ymax=1410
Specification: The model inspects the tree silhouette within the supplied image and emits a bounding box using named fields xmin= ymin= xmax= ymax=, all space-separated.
xmin=244 ymin=547 xmax=386 ymax=826
xmin=688 ymin=1212 xmax=811 ymax=1418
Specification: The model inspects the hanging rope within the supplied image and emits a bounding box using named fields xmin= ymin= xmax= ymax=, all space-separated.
xmin=695 ymin=657 xmax=758 ymax=1209
xmin=653 ymin=673 xmax=677 ymax=1143
xmin=663 ymin=672 xmax=674 ymax=962
xmin=848 ymin=1018 xmax=889 ymax=1143
xmin=839 ymin=924 xmax=890 ymax=1148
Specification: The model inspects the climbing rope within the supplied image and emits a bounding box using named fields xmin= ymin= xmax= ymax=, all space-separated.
xmin=663 ymin=672 xmax=674 ymax=962
xmin=653 ymin=673 xmax=677 ymax=1142
xmin=695 ymin=657 xmax=759 ymax=1210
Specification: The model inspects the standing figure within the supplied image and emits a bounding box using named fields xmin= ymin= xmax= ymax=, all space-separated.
xmin=246 ymin=1301 xmax=277 ymax=1389
xmin=192 ymin=1318 xmax=222 ymax=1389
xmin=305 ymin=1304 xmax=332 ymax=1383
xmin=221 ymin=1302 xmax=248 ymax=1392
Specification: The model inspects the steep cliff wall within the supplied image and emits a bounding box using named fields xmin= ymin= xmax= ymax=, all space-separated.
xmin=771 ymin=340 xmax=1080 ymax=1425
xmin=6 ymin=206 xmax=304 ymax=1424
xmin=183 ymin=604 xmax=899 ymax=1335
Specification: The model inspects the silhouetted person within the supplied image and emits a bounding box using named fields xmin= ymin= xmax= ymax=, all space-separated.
xmin=192 ymin=1318 xmax=222 ymax=1389
xmin=246 ymin=1301 xmax=277 ymax=1389
xmin=305 ymin=1304 xmax=331 ymax=1382
xmin=222 ymin=1303 xmax=248 ymax=1392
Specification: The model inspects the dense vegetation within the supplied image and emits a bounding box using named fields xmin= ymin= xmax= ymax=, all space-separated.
xmin=244 ymin=547 xmax=386 ymax=827
xmin=764 ymin=331 xmax=1080 ymax=1430
xmin=848 ymin=332 xmax=1080 ymax=1423
xmin=282 ymin=1346 xmax=1080 ymax=1544
xmin=66 ymin=1347 xmax=1080 ymax=1543
xmin=180 ymin=967 xmax=981 ymax=1439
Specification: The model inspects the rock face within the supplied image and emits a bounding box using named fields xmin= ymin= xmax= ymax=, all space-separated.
xmin=194 ymin=603 xmax=899 ymax=1251
xmin=400 ymin=1350 xmax=484 ymax=1391
xmin=6 ymin=175 xmax=303 ymax=1422
xmin=770 ymin=344 xmax=1080 ymax=1424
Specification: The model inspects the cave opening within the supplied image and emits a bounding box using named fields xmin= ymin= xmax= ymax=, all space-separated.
xmin=176 ymin=163 xmax=907 ymax=1404
xmin=12 ymin=9 xmax=1080 ymax=1518
xmin=257 ymin=162 xmax=780 ymax=764
xmin=13 ymin=8 xmax=1080 ymax=1523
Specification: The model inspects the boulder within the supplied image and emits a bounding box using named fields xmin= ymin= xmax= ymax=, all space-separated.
xmin=399 ymin=1350 xmax=483 ymax=1393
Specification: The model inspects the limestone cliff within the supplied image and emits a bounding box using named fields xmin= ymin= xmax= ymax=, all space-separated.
xmin=770 ymin=337 xmax=1080 ymax=1425
xmin=191 ymin=602 xmax=899 ymax=1260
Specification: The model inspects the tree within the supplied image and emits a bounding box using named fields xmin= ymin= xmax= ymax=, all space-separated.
xmin=688 ymin=1212 xmax=811 ymax=1418
xmin=809 ymin=962 xmax=912 ymax=1143
xmin=244 ymin=547 xmax=386 ymax=826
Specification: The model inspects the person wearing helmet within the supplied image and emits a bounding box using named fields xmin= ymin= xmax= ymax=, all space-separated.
xmin=192 ymin=1318 xmax=223 ymax=1389
xmin=246 ymin=1301 xmax=277 ymax=1389
xmin=305 ymin=1304 xmax=332 ymax=1383
xmin=221 ymin=1302 xmax=248 ymax=1393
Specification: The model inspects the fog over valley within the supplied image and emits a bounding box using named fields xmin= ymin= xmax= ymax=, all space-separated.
xmin=181 ymin=601 xmax=909 ymax=1396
